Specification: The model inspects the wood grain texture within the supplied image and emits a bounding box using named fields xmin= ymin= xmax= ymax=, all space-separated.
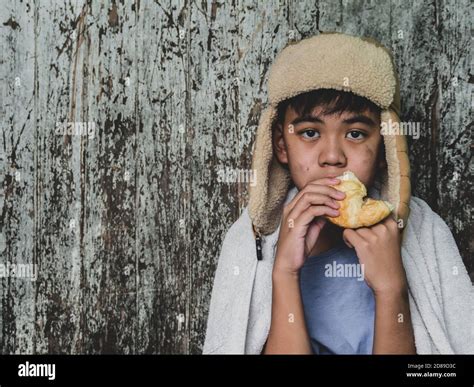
xmin=0 ymin=0 xmax=472 ymax=354
xmin=1 ymin=0 xmax=36 ymax=354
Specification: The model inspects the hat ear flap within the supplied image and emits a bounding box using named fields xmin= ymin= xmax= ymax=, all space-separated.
xmin=248 ymin=104 xmax=291 ymax=235
xmin=380 ymin=109 xmax=411 ymax=231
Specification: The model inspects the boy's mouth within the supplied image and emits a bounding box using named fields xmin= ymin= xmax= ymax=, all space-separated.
xmin=324 ymin=172 xmax=345 ymax=179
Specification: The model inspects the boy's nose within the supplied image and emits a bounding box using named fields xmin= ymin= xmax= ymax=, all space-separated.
xmin=318 ymin=141 xmax=346 ymax=167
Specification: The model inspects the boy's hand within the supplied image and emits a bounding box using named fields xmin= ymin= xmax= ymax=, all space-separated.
xmin=342 ymin=217 xmax=407 ymax=295
xmin=273 ymin=177 xmax=345 ymax=276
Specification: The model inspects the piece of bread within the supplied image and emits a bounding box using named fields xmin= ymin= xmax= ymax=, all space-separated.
xmin=326 ymin=171 xmax=394 ymax=228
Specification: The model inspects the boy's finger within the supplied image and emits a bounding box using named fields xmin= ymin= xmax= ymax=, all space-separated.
xmin=354 ymin=227 xmax=374 ymax=241
xmin=287 ymin=193 xmax=340 ymax=223
xmin=343 ymin=228 xmax=367 ymax=248
xmin=293 ymin=205 xmax=340 ymax=229
xmin=284 ymin=178 xmax=344 ymax=214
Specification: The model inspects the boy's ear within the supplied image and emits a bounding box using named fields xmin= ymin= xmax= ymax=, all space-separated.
xmin=272 ymin=121 xmax=289 ymax=164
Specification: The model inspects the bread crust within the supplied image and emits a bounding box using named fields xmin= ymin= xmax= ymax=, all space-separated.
xmin=326 ymin=171 xmax=394 ymax=228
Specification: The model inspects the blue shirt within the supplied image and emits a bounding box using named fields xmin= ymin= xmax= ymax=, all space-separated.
xmin=299 ymin=242 xmax=375 ymax=354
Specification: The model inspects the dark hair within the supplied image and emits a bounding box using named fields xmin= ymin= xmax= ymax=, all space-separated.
xmin=275 ymin=89 xmax=381 ymax=127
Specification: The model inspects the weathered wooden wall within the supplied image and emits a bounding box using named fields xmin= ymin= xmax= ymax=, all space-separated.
xmin=0 ymin=0 xmax=472 ymax=354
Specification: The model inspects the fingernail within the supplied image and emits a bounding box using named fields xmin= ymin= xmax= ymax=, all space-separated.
xmin=330 ymin=178 xmax=339 ymax=183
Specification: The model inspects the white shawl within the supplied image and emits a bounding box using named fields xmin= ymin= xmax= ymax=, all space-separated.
xmin=203 ymin=187 xmax=474 ymax=354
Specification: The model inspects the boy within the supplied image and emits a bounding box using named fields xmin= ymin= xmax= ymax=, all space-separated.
xmin=203 ymin=33 xmax=473 ymax=354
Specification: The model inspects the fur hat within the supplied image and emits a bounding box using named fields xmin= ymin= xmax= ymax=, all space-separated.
xmin=248 ymin=32 xmax=411 ymax=235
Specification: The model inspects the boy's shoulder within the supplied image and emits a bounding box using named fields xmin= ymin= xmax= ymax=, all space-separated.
xmin=408 ymin=195 xmax=450 ymax=231
xmin=406 ymin=195 xmax=462 ymax=260
xmin=222 ymin=207 xmax=252 ymax=244
xmin=216 ymin=207 xmax=255 ymax=266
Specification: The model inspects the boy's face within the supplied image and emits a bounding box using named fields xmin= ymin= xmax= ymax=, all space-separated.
xmin=273 ymin=105 xmax=385 ymax=190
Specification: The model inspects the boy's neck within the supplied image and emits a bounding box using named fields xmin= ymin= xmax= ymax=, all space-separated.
xmin=308 ymin=222 xmax=344 ymax=257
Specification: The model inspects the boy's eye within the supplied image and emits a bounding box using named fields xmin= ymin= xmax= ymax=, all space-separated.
xmin=346 ymin=130 xmax=366 ymax=140
xmin=301 ymin=129 xmax=320 ymax=139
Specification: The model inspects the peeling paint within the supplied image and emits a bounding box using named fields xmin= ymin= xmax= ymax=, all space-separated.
xmin=0 ymin=0 xmax=472 ymax=355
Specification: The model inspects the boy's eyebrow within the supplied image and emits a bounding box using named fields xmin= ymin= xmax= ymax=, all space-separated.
xmin=342 ymin=114 xmax=377 ymax=127
xmin=290 ymin=114 xmax=377 ymax=127
xmin=290 ymin=115 xmax=324 ymax=126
